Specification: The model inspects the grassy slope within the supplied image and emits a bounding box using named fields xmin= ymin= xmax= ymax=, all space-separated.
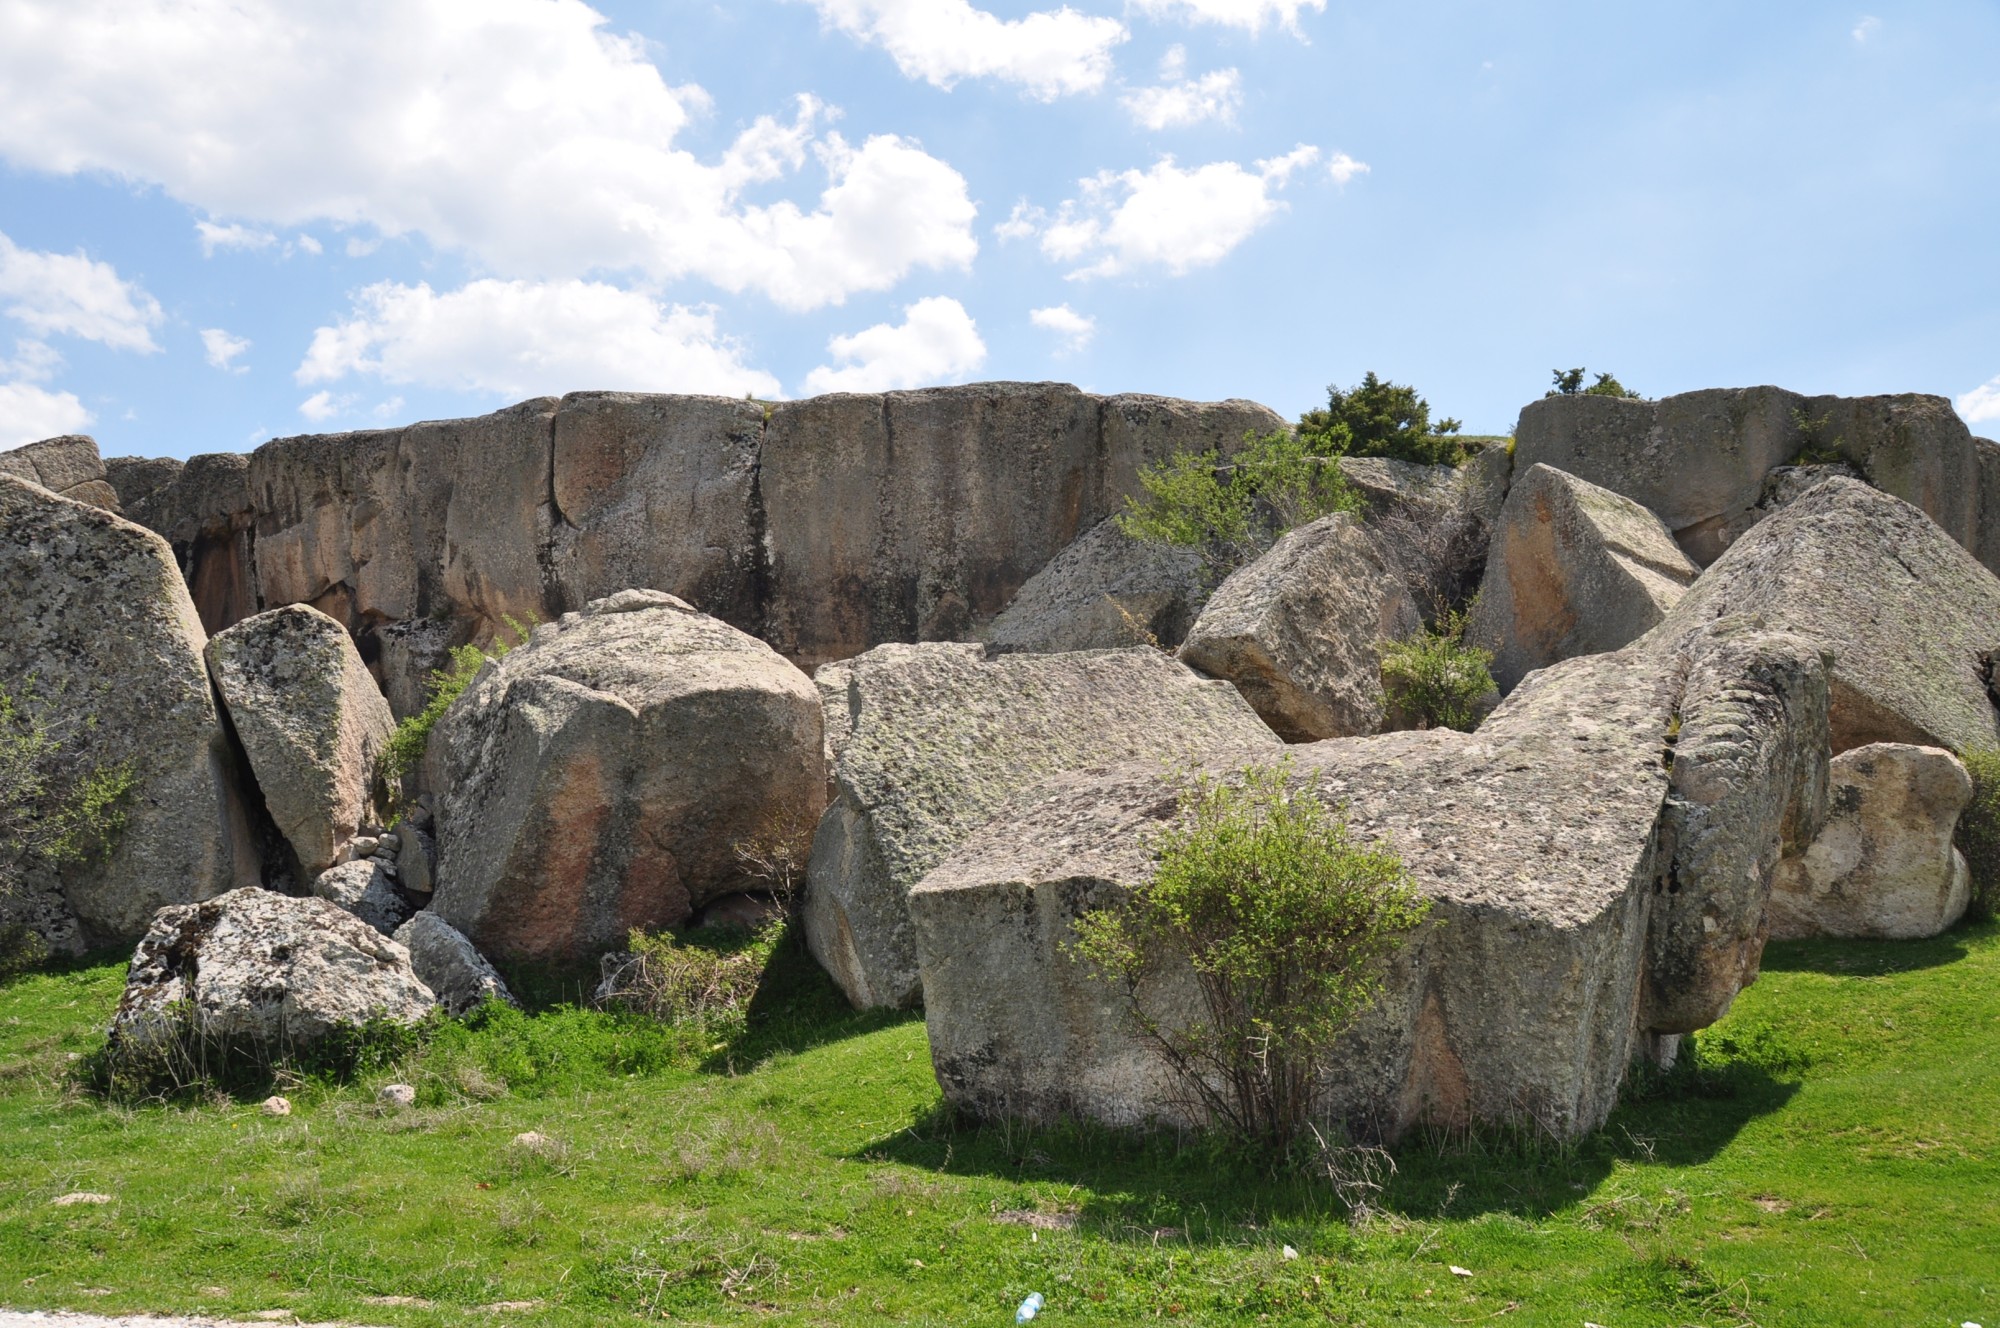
xmin=0 ymin=923 xmax=1993 ymax=1328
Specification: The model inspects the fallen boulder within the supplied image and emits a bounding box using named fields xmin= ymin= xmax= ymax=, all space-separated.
xmin=985 ymin=517 xmax=1208 ymax=653
xmin=807 ymin=643 xmax=1279 ymax=1009
xmin=1178 ymin=512 xmax=1421 ymax=741
xmin=311 ymin=860 xmax=414 ymax=937
xmin=0 ymin=475 xmax=259 ymax=944
xmin=1769 ymin=744 xmax=1973 ymax=940
xmin=393 ymin=911 xmax=514 ymax=1015
xmin=1468 ymin=464 xmax=1701 ymax=692
xmin=432 ymin=589 xmax=824 ymax=961
xmin=104 ymin=888 xmax=434 ymax=1074
xmin=206 ymin=604 xmax=397 ymax=876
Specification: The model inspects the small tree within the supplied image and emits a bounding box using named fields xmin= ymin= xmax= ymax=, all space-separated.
xmin=1547 ymin=368 xmax=1640 ymax=399
xmin=1298 ymin=372 xmax=1463 ymax=467
xmin=1379 ymin=614 xmax=1496 ymax=732
xmin=1071 ymin=765 xmax=1431 ymax=1155
xmin=1117 ymin=428 xmax=1362 ymax=571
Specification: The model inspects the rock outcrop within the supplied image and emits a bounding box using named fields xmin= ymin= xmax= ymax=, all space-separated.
xmin=206 ymin=604 xmax=396 ymax=876
xmin=0 ymin=435 xmax=119 ymax=511
xmin=432 ymin=590 xmax=824 ymax=961
xmin=311 ymin=860 xmax=414 ymax=937
xmin=1513 ymin=387 xmax=1986 ymax=569
xmin=105 ymin=888 xmax=434 ymax=1072
xmin=393 ymin=911 xmax=514 ymax=1015
xmin=985 ymin=517 xmax=1207 ymax=653
xmin=126 ymin=452 xmax=258 ymax=636
xmin=909 ymin=619 xmax=1829 ymax=1140
xmin=0 ymin=475 xmax=258 ymax=944
xmin=1178 ymin=512 xmax=1421 ymax=741
xmin=1652 ymin=477 xmax=2000 ymax=754
xmin=1468 ymin=464 xmax=1701 ymax=692
xmin=1769 ymin=744 xmax=1973 ymax=940
xmin=102 ymin=455 xmax=183 ymax=510
xmin=807 ymin=643 xmax=1279 ymax=1009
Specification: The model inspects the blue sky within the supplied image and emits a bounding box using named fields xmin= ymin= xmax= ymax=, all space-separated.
xmin=1 ymin=0 xmax=1996 ymax=459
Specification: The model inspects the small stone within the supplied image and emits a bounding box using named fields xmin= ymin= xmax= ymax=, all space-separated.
xmin=347 ymin=835 xmax=381 ymax=860
xmin=261 ymin=1095 xmax=293 ymax=1116
xmin=1281 ymin=1245 xmax=1299 ymax=1260
xmin=50 ymin=1192 xmax=114 ymax=1206
xmin=378 ymin=1083 xmax=416 ymax=1109
xmin=1450 ymin=1265 xmax=1473 ymax=1278
xmin=512 ymin=1130 xmax=549 ymax=1148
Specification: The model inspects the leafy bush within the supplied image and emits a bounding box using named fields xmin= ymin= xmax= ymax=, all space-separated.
xmin=1546 ymin=368 xmax=1641 ymax=399
xmin=1071 ymin=764 xmax=1432 ymax=1154
xmin=595 ymin=921 xmax=786 ymax=1030
xmin=1379 ymin=613 xmax=1496 ymax=733
xmin=377 ymin=615 xmax=535 ymax=791
xmin=1298 ymin=371 xmax=1463 ymax=466
xmin=1955 ymin=746 xmax=2000 ymax=921
xmin=1117 ymin=427 xmax=1362 ymax=568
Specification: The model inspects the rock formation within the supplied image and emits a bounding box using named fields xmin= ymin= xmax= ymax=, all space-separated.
xmin=311 ymin=860 xmax=414 ymax=937
xmin=393 ymin=911 xmax=514 ymax=1015
xmin=432 ymin=590 xmax=825 ymax=961
xmin=985 ymin=517 xmax=1208 ymax=653
xmin=807 ymin=643 xmax=1279 ymax=1009
xmin=0 ymin=435 xmax=119 ymax=511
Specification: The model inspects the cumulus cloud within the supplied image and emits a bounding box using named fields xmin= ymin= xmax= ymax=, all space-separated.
xmin=195 ymin=221 xmax=277 ymax=256
xmin=0 ymin=1 xmax=977 ymax=310
xmin=0 ymin=231 xmax=162 ymax=352
xmin=201 ymin=327 xmax=251 ymax=372
xmin=1129 ymin=0 xmax=1325 ymax=35
xmin=1000 ymin=145 xmax=1317 ymax=279
xmin=296 ymin=278 xmax=781 ymax=399
xmin=1120 ymin=46 xmax=1241 ymax=129
xmin=1326 ymin=151 xmax=1369 ymax=184
xmin=1029 ymin=304 xmax=1095 ymax=353
xmin=1958 ymin=376 xmax=2000 ymax=426
xmin=0 ymin=382 xmax=92 ymax=449
xmin=807 ymin=0 xmax=1127 ymax=99
xmin=803 ymin=296 xmax=985 ymax=394
xmin=298 ymin=390 xmax=350 ymax=423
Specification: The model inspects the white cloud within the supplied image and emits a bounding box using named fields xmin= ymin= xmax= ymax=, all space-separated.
xmin=1120 ymin=46 xmax=1241 ymax=129
xmin=345 ymin=236 xmax=381 ymax=259
xmin=1001 ymin=145 xmax=1317 ymax=279
xmin=806 ymin=0 xmax=1127 ymax=99
xmin=296 ymin=278 xmax=781 ymax=399
xmin=298 ymin=390 xmax=350 ymax=423
xmin=296 ymin=234 xmax=323 ymax=256
xmin=0 ymin=382 xmax=92 ymax=449
xmin=803 ymin=296 xmax=985 ymax=394
xmin=201 ymin=327 xmax=251 ymax=372
xmin=1852 ymin=15 xmax=1881 ymax=43
xmin=1129 ymin=0 xmax=1325 ymax=35
xmin=1958 ymin=376 xmax=2000 ymax=426
xmin=0 ymin=1 xmax=977 ymax=310
xmin=1326 ymin=151 xmax=1369 ymax=185
xmin=1030 ymin=303 xmax=1095 ymax=353
xmin=0 ymin=231 xmax=162 ymax=352
xmin=195 ymin=220 xmax=277 ymax=256
xmin=0 ymin=338 xmax=63 ymax=383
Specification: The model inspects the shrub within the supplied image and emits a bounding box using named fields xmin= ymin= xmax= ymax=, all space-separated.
xmin=1546 ymin=368 xmax=1641 ymax=399
xmin=377 ymin=615 xmax=535 ymax=792
xmin=1071 ymin=764 xmax=1432 ymax=1155
xmin=1298 ymin=372 xmax=1464 ymax=466
xmin=1117 ymin=427 xmax=1362 ymax=570
xmin=1379 ymin=613 xmax=1496 ymax=733
xmin=595 ymin=921 xmax=786 ymax=1030
xmin=1955 ymin=746 xmax=2000 ymax=921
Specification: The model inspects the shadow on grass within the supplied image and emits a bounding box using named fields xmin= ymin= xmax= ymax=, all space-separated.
xmin=1756 ymin=919 xmax=1991 ymax=978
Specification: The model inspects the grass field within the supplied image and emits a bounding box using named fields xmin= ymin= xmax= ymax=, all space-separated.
xmin=0 ymin=920 xmax=1993 ymax=1327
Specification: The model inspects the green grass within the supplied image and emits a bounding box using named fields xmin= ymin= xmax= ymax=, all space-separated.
xmin=0 ymin=923 xmax=1994 ymax=1326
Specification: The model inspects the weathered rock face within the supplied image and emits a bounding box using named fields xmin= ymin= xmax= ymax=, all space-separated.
xmin=311 ymin=860 xmax=414 ymax=937
xmin=985 ymin=517 xmax=1208 ymax=653
xmin=1335 ymin=456 xmax=1459 ymax=516
xmin=1976 ymin=437 xmax=2000 ymax=575
xmin=1178 ymin=512 xmax=1421 ymax=741
xmin=1513 ymin=387 xmax=1985 ymax=568
xmin=206 ymin=604 xmax=396 ymax=876
xmin=910 ymin=620 xmax=1830 ymax=1140
xmin=0 ymin=435 xmax=119 ymax=511
xmin=103 ymin=455 xmax=183 ymax=510
xmin=1653 ymin=477 xmax=2000 ymax=754
xmin=1770 ymin=744 xmax=1973 ymax=940
xmin=1468 ymin=464 xmax=1701 ymax=692
xmin=127 ymin=452 xmax=258 ymax=636
xmin=433 ymin=590 xmax=825 ymax=961
xmin=393 ymin=911 xmax=514 ymax=1014
xmin=807 ymin=643 xmax=1279 ymax=1010
xmin=0 ymin=475 xmax=258 ymax=944
xmin=105 ymin=888 xmax=434 ymax=1071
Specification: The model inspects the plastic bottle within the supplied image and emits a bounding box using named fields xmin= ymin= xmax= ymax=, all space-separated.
xmin=1015 ymin=1291 xmax=1044 ymax=1322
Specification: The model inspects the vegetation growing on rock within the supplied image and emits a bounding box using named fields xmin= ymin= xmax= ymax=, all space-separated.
xmin=377 ymin=614 xmax=534 ymax=794
xmin=1379 ymin=613 xmax=1497 ymax=732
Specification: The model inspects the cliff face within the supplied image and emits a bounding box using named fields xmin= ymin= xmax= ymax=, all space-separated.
xmin=121 ymin=383 xmax=1286 ymax=709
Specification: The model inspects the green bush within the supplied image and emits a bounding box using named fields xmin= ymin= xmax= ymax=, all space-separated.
xmin=1379 ymin=613 xmax=1496 ymax=733
xmin=1117 ymin=427 xmax=1362 ymax=567
xmin=377 ymin=615 xmax=535 ymax=792
xmin=1071 ymin=764 xmax=1432 ymax=1155
xmin=1955 ymin=746 xmax=2000 ymax=921
xmin=1298 ymin=371 xmax=1464 ymax=466
xmin=1546 ymin=368 xmax=1641 ymax=399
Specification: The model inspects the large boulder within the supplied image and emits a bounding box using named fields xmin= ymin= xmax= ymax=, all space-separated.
xmin=393 ymin=911 xmax=514 ymax=1015
xmin=1769 ymin=744 xmax=1973 ymax=940
xmin=1178 ymin=512 xmax=1421 ymax=741
xmin=1513 ymin=387 xmax=1984 ymax=568
xmin=909 ymin=620 xmax=1830 ymax=1140
xmin=0 ymin=435 xmax=119 ymax=512
xmin=1652 ymin=477 xmax=2000 ymax=754
xmin=104 ymin=888 xmax=434 ymax=1072
xmin=102 ymin=455 xmax=184 ymax=510
xmin=432 ymin=590 xmax=824 ymax=961
xmin=1468 ymin=464 xmax=1701 ymax=692
xmin=985 ymin=517 xmax=1207 ymax=653
xmin=0 ymin=475 xmax=259 ymax=944
xmin=126 ymin=452 xmax=258 ymax=636
xmin=807 ymin=643 xmax=1279 ymax=1009
xmin=206 ymin=604 xmax=397 ymax=876
xmin=311 ymin=860 xmax=414 ymax=937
